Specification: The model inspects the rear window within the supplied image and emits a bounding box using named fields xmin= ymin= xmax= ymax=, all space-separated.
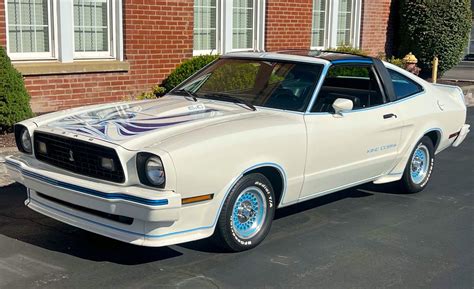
xmin=388 ymin=69 xmax=423 ymax=99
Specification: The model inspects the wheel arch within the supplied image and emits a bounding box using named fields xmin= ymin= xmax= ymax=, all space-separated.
xmin=243 ymin=164 xmax=287 ymax=208
xmin=424 ymin=129 xmax=441 ymax=151
xmin=379 ymin=127 xmax=443 ymax=183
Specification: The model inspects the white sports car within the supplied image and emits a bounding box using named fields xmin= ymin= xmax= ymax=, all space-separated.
xmin=6 ymin=51 xmax=470 ymax=251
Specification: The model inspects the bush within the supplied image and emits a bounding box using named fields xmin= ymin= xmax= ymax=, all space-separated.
xmin=0 ymin=46 xmax=33 ymax=133
xmin=126 ymin=85 xmax=167 ymax=101
xmin=326 ymin=45 xmax=368 ymax=56
xmin=162 ymin=54 xmax=219 ymax=91
xmin=398 ymin=0 xmax=472 ymax=76
xmin=385 ymin=56 xmax=405 ymax=68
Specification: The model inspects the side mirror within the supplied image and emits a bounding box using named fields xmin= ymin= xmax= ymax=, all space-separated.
xmin=332 ymin=98 xmax=353 ymax=115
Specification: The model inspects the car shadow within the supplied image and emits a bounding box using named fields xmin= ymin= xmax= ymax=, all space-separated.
xmin=0 ymin=183 xmax=182 ymax=265
xmin=0 ymin=181 xmax=395 ymax=261
xmin=179 ymin=186 xmax=375 ymax=253
xmin=274 ymin=186 xmax=374 ymax=220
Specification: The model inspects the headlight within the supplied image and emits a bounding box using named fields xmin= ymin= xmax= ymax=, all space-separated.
xmin=136 ymin=153 xmax=166 ymax=188
xmin=145 ymin=157 xmax=165 ymax=186
xmin=15 ymin=126 xmax=32 ymax=154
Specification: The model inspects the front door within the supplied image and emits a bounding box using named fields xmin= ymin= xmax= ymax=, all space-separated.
xmin=300 ymin=63 xmax=403 ymax=200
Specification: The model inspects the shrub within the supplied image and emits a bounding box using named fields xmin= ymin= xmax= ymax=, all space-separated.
xmin=326 ymin=45 xmax=368 ymax=56
xmin=0 ymin=46 xmax=33 ymax=133
xmin=398 ymin=0 xmax=472 ymax=76
xmin=385 ymin=56 xmax=405 ymax=68
xmin=152 ymin=85 xmax=166 ymax=96
xmin=130 ymin=85 xmax=167 ymax=101
xmin=162 ymin=54 xmax=219 ymax=91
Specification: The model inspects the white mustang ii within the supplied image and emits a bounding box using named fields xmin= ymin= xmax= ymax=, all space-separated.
xmin=6 ymin=51 xmax=470 ymax=251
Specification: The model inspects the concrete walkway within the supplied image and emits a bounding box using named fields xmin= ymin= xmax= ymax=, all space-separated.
xmin=0 ymin=148 xmax=19 ymax=187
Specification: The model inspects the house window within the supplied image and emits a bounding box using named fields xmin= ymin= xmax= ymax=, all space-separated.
xmin=193 ymin=0 xmax=218 ymax=53
xmin=6 ymin=0 xmax=53 ymax=59
xmin=74 ymin=0 xmax=112 ymax=58
xmin=193 ymin=0 xmax=264 ymax=55
xmin=5 ymin=0 xmax=123 ymax=62
xmin=232 ymin=0 xmax=254 ymax=50
xmin=337 ymin=0 xmax=353 ymax=45
xmin=311 ymin=0 xmax=361 ymax=49
xmin=311 ymin=0 xmax=327 ymax=48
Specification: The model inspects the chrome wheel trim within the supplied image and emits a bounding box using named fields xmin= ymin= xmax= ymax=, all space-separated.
xmin=410 ymin=144 xmax=430 ymax=184
xmin=231 ymin=186 xmax=267 ymax=240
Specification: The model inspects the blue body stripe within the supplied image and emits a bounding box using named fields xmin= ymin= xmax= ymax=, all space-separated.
xmin=8 ymin=159 xmax=287 ymax=239
xmin=5 ymin=160 xmax=168 ymax=206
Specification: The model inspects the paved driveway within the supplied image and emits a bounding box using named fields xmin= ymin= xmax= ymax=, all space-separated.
xmin=442 ymin=61 xmax=474 ymax=82
xmin=0 ymin=109 xmax=473 ymax=289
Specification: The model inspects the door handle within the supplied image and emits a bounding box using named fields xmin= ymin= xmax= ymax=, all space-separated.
xmin=383 ymin=113 xmax=397 ymax=119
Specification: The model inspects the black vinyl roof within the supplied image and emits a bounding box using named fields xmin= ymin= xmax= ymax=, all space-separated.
xmin=275 ymin=49 xmax=372 ymax=62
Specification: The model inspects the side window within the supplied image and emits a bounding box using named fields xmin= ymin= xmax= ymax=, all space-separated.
xmin=388 ymin=69 xmax=423 ymax=100
xmin=311 ymin=64 xmax=385 ymax=113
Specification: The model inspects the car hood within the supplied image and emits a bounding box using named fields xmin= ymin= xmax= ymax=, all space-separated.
xmin=35 ymin=95 xmax=261 ymax=150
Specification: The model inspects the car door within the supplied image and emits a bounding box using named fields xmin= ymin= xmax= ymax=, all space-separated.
xmin=299 ymin=62 xmax=404 ymax=200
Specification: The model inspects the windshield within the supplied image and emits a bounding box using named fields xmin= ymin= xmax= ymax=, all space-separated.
xmin=174 ymin=58 xmax=324 ymax=112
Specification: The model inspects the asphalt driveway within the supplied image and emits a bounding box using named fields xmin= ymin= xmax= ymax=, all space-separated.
xmin=0 ymin=109 xmax=473 ymax=289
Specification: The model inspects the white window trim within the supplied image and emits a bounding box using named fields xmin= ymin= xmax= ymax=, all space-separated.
xmin=193 ymin=0 xmax=265 ymax=56
xmin=5 ymin=0 xmax=57 ymax=60
xmin=73 ymin=0 xmax=115 ymax=59
xmin=310 ymin=0 xmax=362 ymax=50
xmin=5 ymin=0 xmax=123 ymax=62
xmin=193 ymin=0 xmax=220 ymax=56
xmin=310 ymin=0 xmax=329 ymax=50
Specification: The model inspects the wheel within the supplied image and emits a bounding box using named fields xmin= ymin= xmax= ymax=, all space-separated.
xmin=398 ymin=136 xmax=435 ymax=193
xmin=212 ymin=173 xmax=275 ymax=252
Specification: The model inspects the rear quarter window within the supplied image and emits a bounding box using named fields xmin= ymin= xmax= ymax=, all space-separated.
xmin=388 ymin=69 xmax=423 ymax=99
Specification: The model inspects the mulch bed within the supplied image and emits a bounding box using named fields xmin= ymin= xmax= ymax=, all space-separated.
xmin=0 ymin=133 xmax=16 ymax=149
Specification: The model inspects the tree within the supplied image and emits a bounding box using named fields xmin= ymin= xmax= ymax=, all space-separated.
xmin=398 ymin=0 xmax=472 ymax=76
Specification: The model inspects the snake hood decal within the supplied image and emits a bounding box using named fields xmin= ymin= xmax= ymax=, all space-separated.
xmin=40 ymin=95 xmax=256 ymax=148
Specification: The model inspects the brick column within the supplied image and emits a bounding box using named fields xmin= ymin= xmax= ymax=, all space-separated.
xmin=0 ymin=2 xmax=6 ymax=47
xmin=359 ymin=0 xmax=394 ymax=56
xmin=265 ymin=0 xmax=313 ymax=51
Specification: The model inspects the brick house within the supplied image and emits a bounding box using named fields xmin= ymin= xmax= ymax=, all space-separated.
xmin=0 ymin=0 xmax=394 ymax=113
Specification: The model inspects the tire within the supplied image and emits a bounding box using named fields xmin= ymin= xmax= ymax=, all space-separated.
xmin=398 ymin=136 xmax=435 ymax=193
xmin=212 ymin=173 xmax=276 ymax=252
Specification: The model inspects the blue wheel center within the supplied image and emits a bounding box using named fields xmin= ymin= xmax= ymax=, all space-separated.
xmin=232 ymin=187 xmax=267 ymax=240
xmin=410 ymin=145 xmax=429 ymax=184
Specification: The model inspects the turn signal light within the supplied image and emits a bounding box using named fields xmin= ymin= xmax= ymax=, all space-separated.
xmin=182 ymin=194 xmax=214 ymax=205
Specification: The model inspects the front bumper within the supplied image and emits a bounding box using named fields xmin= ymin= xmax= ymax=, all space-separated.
xmin=5 ymin=155 xmax=186 ymax=246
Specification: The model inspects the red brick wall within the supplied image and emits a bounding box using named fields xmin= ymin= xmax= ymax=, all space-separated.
xmin=265 ymin=0 xmax=313 ymax=51
xmin=360 ymin=0 xmax=393 ymax=56
xmin=1 ymin=0 xmax=396 ymax=113
xmin=0 ymin=2 xmax=6 ymax=47
xmin=1 ymin=0 xmax=194 ymax=113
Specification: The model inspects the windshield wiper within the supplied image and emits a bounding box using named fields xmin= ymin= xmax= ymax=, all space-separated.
xmin=202 ymin=93 xmax=256 ymax=111
xmin=173 ymin=89 xmax=198 ymax=102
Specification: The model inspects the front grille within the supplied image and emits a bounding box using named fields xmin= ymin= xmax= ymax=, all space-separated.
xmin=34 ymin=132 xmax=125 ymax=183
